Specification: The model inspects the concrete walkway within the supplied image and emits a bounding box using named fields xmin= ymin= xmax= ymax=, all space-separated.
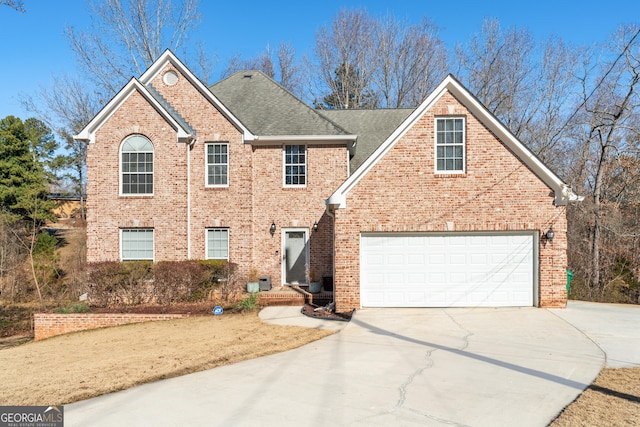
xmin=549 ymin=301 xmax=640 ymax=368
xmin=65 ymin=302 xmax=640 ymax=426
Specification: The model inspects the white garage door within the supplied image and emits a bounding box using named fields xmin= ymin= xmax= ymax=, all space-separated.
xmin=361 ymin=233 xmax=536 ymax=307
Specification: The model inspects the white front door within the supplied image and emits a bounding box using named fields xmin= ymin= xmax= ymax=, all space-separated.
xmin=283 ymin=229 xmax=308 ymax=285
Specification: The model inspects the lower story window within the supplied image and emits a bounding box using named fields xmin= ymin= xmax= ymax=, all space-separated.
xmin=206 ymin=228 xmax=229 ymax=260
xmin=121 ymin=229 xmax=154 ymax=261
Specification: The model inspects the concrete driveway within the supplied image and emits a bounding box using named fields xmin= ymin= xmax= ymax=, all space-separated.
xmin=66 ymin=302 xmax=639 ymax=426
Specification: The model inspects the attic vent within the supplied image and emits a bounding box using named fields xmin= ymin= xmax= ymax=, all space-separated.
xmin=163 ymin=70 xmax=179 ymax=86
xmin=243 ymin=74 xmax=253 ymax=79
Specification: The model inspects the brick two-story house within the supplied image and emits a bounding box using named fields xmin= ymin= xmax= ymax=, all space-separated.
xmin=75 ymin=50 xmax=580 ymax=311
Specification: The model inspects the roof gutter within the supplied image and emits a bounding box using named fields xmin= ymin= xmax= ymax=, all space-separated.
xmin=251 ymin=134 xmax=357 ymax=143
xmin=252 ymin=134 xmax=358 ymax=157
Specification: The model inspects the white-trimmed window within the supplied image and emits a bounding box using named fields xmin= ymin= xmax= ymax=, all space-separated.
xmin=206 ymin=143 xmax=228 ymax=187
xmin=435 ymin=118 xmax=465 ymax=173
xmin=206 ymin=228 xmax=229 ymax=260
xmin=121 ymin=135 xmax=154 ymax=194
xmin=121 ymin=229 xmax=154 ymax=261
xmin=284 ymin=145 xmax=306 ymax=186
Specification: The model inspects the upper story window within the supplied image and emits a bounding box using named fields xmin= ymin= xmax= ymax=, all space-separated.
xmin=206 ymin=228 xmax=229 ymax=260
xmin=121 ymin=228 xmax=154 ymax=261
xmin=121 ymin=135 xmax=154 ymax=195
xmin=284 ymin=145 xmax=306 ymax=187
xmin=435 ymin=118 xmax=465 ymax=173
xmin=206 ymin=143 xmax=229 ymax=187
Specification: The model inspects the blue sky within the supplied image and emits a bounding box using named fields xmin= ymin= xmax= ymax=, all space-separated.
xmin=0 ymin=0 xmax=638 ymax=121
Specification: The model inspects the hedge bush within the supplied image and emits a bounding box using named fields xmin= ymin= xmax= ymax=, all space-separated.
xmin=85 ymin=260 xmax=238 ymax=308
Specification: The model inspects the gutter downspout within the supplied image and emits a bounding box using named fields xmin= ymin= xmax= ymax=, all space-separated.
xmin=187 ymin=139 xmax=195 ymax=259
xmin=325 ymin=205 xmax=336 ymax=307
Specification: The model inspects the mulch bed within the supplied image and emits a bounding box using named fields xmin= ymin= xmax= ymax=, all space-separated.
xmin=301 ymin=303 xmax=354 ymax=322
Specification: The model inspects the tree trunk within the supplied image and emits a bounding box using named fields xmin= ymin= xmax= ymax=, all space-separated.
xmin=590 ymin=141 xmax=608 ymax=290
xmin=29 ymin=239 xmax=45 ymax=311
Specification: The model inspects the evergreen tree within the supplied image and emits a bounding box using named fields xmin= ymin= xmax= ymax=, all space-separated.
xmin=317 ymin=63 xmax=378 ymax=110
xmin=0 ymin=116 xmax=58 ymax=308
xmin=0 ymin=116 xmax=57 ymax=223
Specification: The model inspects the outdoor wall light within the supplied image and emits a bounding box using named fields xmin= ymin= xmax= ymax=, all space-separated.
xmin=545 ymin=227 xmax=555 ymax=243
xmin=313 ymin=221 xmax=319 ymax=232
xmin=270 ymin=221 xmax=276 ymax=236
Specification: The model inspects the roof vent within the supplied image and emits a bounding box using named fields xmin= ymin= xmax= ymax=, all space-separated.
xmin=243 ymin=74 xmax=253 ymax=79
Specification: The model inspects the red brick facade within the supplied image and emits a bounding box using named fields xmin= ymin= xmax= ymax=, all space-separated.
xmin=81 ymin=52 xmax=571 ymax=313
xmin=85 ymin=61 xmax=346 ymax=285
xmin=331 ymin=92 xmax=567 ymax=311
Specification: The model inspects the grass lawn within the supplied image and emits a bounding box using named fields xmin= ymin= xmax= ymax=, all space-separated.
xmin=0 ymin=312 xmax=333 ymax=405
xmin=550 ymin=367 xmax=640 ymax=426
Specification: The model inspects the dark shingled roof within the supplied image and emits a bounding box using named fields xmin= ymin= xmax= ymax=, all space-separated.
xmin=209 ymin=71 xmax=351 ymax=137
xmin=320 ymin=109 xmax=414 ymax=172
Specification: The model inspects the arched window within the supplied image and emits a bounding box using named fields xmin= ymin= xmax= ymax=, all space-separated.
xmin=121 ymin=135 xmax=154 ymax=195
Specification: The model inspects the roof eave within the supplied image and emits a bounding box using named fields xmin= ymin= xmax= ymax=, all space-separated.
xmin=252 ymin=134 xmax=357 ymax=143
xmin=73 ymin=78 xmax=193 ymax=144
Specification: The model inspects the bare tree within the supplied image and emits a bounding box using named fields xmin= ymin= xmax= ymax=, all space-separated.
xmin=222 ymin=42 xmax=305 ymax=97
xmin=277 ymin=42 xmax=305 ymax=97
xmin=569 ymin=24 xmax=640 ymax=293
xmin=66 ymin=0 xmax=201 ymax=97
xmin=223 ymin=46 xmax=275 ymax=79
xmin=373 ymin=16 xmax=447 ymax=108
xmin=455 ymin=19 xmax=538 ymax=128
xmin=313 ymin=8 xmax=376 ymax=109
xmin=0 ymin=0 xmax=24 ymax=12
xmin=454 ymin=18 xmax=581 ymax=173
xmin=22 ymin=75 xmax=100 ymax=220
xmin=312 ymin=9 xmax=449 ymax=109
xmin=517 ymin=36 xmax=581 ymax=168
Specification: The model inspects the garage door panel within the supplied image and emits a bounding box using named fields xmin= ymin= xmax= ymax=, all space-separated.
xmin=471 ymin=253 xmax=489 ymax=265
xmin=361 ymin=233 xmax=534 ymax=307
xmin=407 ymin=273 xmax=426 ymax=284
xmin=365 ymin=291 xmax=385 ymax=305
xmin=449 ymin=254 xmax=467 ymax=265
xmin=387 ymin=292 xmax=405 ymax=304
xmin=408 ymin=254 xmax=425 ymax=264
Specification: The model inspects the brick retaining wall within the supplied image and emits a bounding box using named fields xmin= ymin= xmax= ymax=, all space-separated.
xmin=33 ymin=313 xmax=188 ymax=341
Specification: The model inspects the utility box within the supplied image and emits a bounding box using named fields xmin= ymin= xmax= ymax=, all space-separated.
xmin=259 ymin=276 xmax=272 ymax=291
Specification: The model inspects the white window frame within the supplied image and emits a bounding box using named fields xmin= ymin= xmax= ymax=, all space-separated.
xmin=120 ymin=134 xmax=154 ymax=196
xmin=205 ymin=228 xmax=230 ymax=260
xmin=120 ymin=229 xmax=154 ymax=261
xmin=205 ymin=142 xmax=229 ymax=188
xmin=434 ymin=117 xmax=466 ymax=174
xmin=283 ymin=144 xmax=307 ymax=188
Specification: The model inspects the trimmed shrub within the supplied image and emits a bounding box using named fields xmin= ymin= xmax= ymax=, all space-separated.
xmin=86 ymin=261 xmax=153 ymax=307
xmin=153 ymin=261 xmax=209 ymax=304
xmin=85 ymin=260 xmax=242 ymax=308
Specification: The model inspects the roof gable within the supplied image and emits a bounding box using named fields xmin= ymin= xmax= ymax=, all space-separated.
xmin=75 ymin=50 xmax=254 ymax=144
xmin=74 ymin=78 xmax=193 ymax=144
xmin=326 ymin=75 xmax=580 ymax=208
xmin=140 ymin=50 xmax=253 ymax=140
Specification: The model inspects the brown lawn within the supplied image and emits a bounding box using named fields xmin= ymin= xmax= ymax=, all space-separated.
xmin=0 ymin=313 xmax=333 ymax=405
xmin=550 ymin=367 xmax=640 ymax=426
